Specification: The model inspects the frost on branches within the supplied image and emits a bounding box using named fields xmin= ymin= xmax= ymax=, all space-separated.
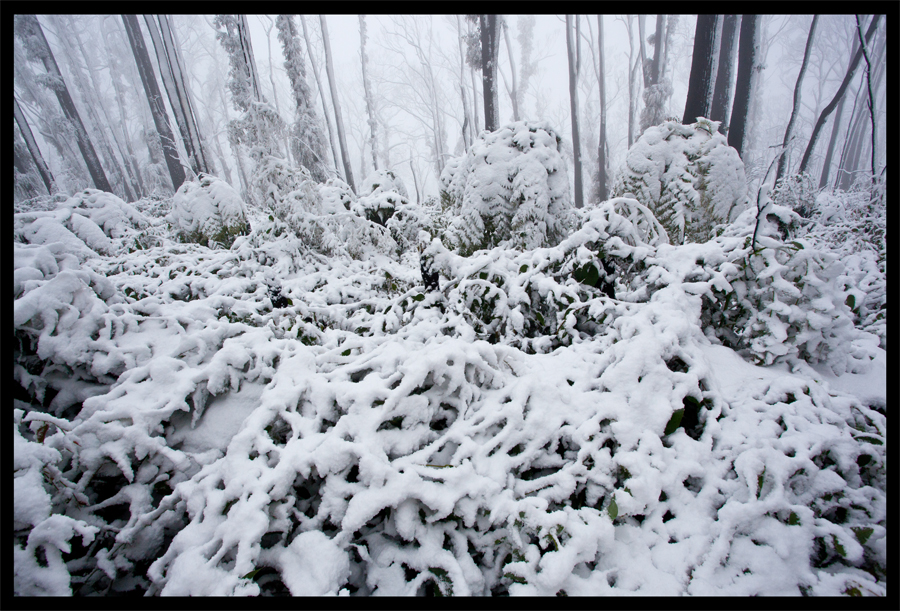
xmin=441 ymin=121 xmax=574 ymax=255
xmin=614 ymin=118 xmax=748 ymax=245
xmin=13 ymin=150 xmax=886 ymax=596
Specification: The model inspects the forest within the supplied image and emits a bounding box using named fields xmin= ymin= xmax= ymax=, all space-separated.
xmin=13 ymin=14 xmax=886 ymax=596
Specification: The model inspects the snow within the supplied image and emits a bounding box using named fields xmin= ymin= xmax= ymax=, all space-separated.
xmin=13 ymin=164 xmax=886 ymax=597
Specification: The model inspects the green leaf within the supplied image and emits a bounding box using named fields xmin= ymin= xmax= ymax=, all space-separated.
xmin=845 ymin=294 xmax=856 ymax=310
xmin=242 ymin=568 xmax=261 ymax=580
xmin=607 ymin=497 xmax=618 ymax=520
xmin=342 ymin=349 xmax=351 ymax=356
xmin=479 ymin=272 xmax=488 ymax=280
xmin=832 ymin=535 xmax=847 ymax=558
xmin=855 ymin=435 xmax=883 ymax=446
xmin=519 ymin=265 xmax=529 ymax=274
xmin=788 ymin=511 xmax=800 ymax=526
xmin=852 ymin=527 xmax=874 ymax=545
xmin=757 ymin=468 xmax=766 ymax=499
xmin=664 ymin=408 xmax=685 ymax=435
xmin=412 ymin=293 xmax=425 ymax=302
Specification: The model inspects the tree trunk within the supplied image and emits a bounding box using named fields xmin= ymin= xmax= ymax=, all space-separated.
xmin=122 ymin=14 xmax=185 ymax=191
xmin=17 ymin=15 xmax=112 ymax=193
xmin=359 ymin=15 xmax=379 ymax=172
xmin=456 ymin=15 xmax=474 ymax=149
xmin=502 ymin=19 xmax=519 ymax=122
xmin=797 ymin=14 xmax=880 ymax=177
xmin=566 ymin=15 xmax=583 ymax=209
xmin=14 ymin=96 xmax=56 ymax=194
xmin=480 ymin=15 xmax=500 ymax=132
xmin=775 ymin=15 xmax=818 ymax=183
xmin=683 ymin=14 xmax=719 ymax=125
xmin=854 ymin=14 xmax=877 ymax=180
xmin=299 ymin=15 xmax=340 ymax=177
xmin=320 ymin=15 xmax=355 ymax=192
xmin=710 ymin=15 xmax=740 ymax=133
xmin=819 ymin=89 xmax=846 ymax=190
xmin=158 ymin=15 xmax=212 ymax=174
xmin=626 ymin=15 xmax=639 ymax=147
xmin=596 ymin=15 xmax=609 ymax=203
xmin=728 ymin=15 xmax=760 ymax=158
xmin=238 ymin=15 xmax=263 ymax=104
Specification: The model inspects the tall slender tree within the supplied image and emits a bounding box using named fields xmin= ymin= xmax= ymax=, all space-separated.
xmin=480 ymin=15 xmax=501 ymax=132
xmin=501 ymin=18 xmax=519 ymax=121
xmin=683 ymin=14 xmax=720 ymax=125
xmin=595 ymin=15 xmax=609 ymax=203
xmin=854 ymin=14 xmax=877 ymax=181
xmin=276 ymin=14 xmax=329 ymax=182
xmin=728 ymin=15 xmax=760 ymax=158
xmin=775 ymin=16 xmax=818 ymax=183
xmin=359 ymin=15 xmax=379 ymax=172
xmin=320 ymin=15 xmax=356 ymax=192
xmin=15 ymin=15 xmax=112 ymax=192
xmin=14 ymin=96 xmax=56 ymax=194
xmin=122 ymin=14 xmax=185 ymax=191
xmin=710 ymin=15 xmax=740 ymax=134
xmin=299 ymin=15 xmax=340 ymax=176
xmin=798 ymin=14 xmax=880 ymax=177
xmin=566 ymin=15 xmax=583 ymax=208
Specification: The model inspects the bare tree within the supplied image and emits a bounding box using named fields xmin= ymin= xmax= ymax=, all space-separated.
xmin=566 ymin=15 xmax=583 ymax=208
xmin=683 ymin=15 xmax=720 ymax=125
xmin=122 ymin=14 xmax=185 ymax=191
xmin=480 ymin=15 xmax=501 ymax=131
xmin=501 ymin=18 xmax=519 ymax=121
xmin=320 ymin=15 xmax=356 ymax=192
xmin=299 ymin=15 xmax=341 ymax=176
xmin=15 ymin=15 xmax=112 ymax=192
xmin=728 ymin=15 xmax=761 ymax=158
xmin=14 ymin=96 xmax=56 ymax=194
xmin=595 ymin=15 xmax=609 ymax=202
xmin=775 ymin=16 xmax=818 ymax=183
xmin=710 ymin=15 xmax=740 ymax=134
xmin=798 ymin=14 xmax=880 ymax=177
xmin=854 ymin=14 xmax=878 ymax=181
xmin=359 ymin=15 xmax=379 ymax=172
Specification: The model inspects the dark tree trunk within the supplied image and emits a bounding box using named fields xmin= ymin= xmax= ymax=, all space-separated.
xmin=122 ymin=14 xmax=185 ymax=191
xmin=480 ymin=15 xmax=500 ymax=132
xmin=854 ymin=14 xmax=878 ymax=180
xmin=775 ymin=15 xmax=818 ymax=183
xmin=798 ymin=14 xmax=880 ymax=177
xmin=683 ymin=14 xmax=719 ymax=125
xmin=710 ymin=15 xmax=740 ymax=133
xmin=16 ymin=15 xmax=112 ymax=192
xmin=566 ymin=15 xmax=582 ymax=208
xmin=14 ymin=97 xmax=55 ymax=194
xmin=320 ymin=15 xmax=356 ymax=192
xmin=156 ymin=15 xmax=212 ymax=175
xmin=728 ymin=15 xmax=760 ymax=158
xmin=819 ymin=90 xmax=846 ymax=190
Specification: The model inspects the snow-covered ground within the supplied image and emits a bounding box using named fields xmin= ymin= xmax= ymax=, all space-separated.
xmin=14 ymin=149 xmax=886 ymax=596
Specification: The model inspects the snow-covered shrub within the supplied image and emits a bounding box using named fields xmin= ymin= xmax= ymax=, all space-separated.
xmin=253 ymin=156 xmax=319 ymax=214
xmin=169 ymin=175 xmax=251 ymax=249
xmin=614 ymin=118 xmax=748 ymax=244
xmin=319 ymin=177 xmax=355 ymax=213
xmin=442 ymin=121 xmax=575 ymax=255
xmin=772 ymin=172 xmax=819 ymax=219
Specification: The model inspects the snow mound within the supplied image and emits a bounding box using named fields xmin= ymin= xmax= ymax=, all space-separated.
xmin=614 ymin=118 xmax=748 ymax=244
xmin=169 ymin=175 xmax=251 ymax=249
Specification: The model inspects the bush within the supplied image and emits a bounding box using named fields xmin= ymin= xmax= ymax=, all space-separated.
xmin=169 ymin=175 xmax=251 ymax=249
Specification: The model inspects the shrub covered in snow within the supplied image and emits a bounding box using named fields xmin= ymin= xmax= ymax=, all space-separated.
xmin=614 ymin=118 xmax=748 ymax=245
xmin=441 ymin=121 xmax=575 ymax=255
xmin=12 ymin=171 xmax=886 ymax=597
xmin=169 ymin=175 xmax=251 ymax=249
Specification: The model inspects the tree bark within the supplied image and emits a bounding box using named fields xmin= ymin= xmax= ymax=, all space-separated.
xmin=456 ymin=15 xmax=474 ymax=149
xmin=122 ymin=14 xmax=185 ymax=191
xmin=819 ymin=88 xmax=846 ymax=190
xmin=854 ymin=14 xmax=877 ymax=180
xmin=480 ymin=15 xmax=500 ymax=132
xmin=158 ymin=15 xmax=212 ymax=174
xmin=17 ymin=15 xmax=112 ymax=193
xmin=798 ymin=14 xmax=880 ymax=177
xmin=14 ymin=96 xmax=56 ymax=194
xmin=320 ymin=15 xmax=355 ymax=192
xmin=596 ymin=15 xmax=609 ymax=202
xmin=502 ymin=19 xmax=519 ymax=121
xmin=710 ymin=15 xmax=740 ymax=133
xmin=566 ymin=15 xmax=583 ymax=209
xmin=625 ymin=15 xmax=639 ymax=147
xmin=359 ymin=15 xmax=379 ymax=172
xmin=299 ymin=15 xmax=340 ymax=177
xmin=775 ymin=15 xmax=818 ymax=183
xmin=728 ymin=15 xmax=760 ymax=158
xmin=683 ymin=14 xmax=719 ymax=125
xmin=238 ymin=15 xmax=263 ymax=104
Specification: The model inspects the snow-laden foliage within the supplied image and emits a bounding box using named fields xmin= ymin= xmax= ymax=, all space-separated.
xmin=441 ymin=121 xmax=575 ymax=255
xmin=169 ymin=175 xmax=251 ymax=249
xmin=614 ymin=118 xmax=748 ymax=245
xmin=13 ymin=174 xmax=886 ymax=596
